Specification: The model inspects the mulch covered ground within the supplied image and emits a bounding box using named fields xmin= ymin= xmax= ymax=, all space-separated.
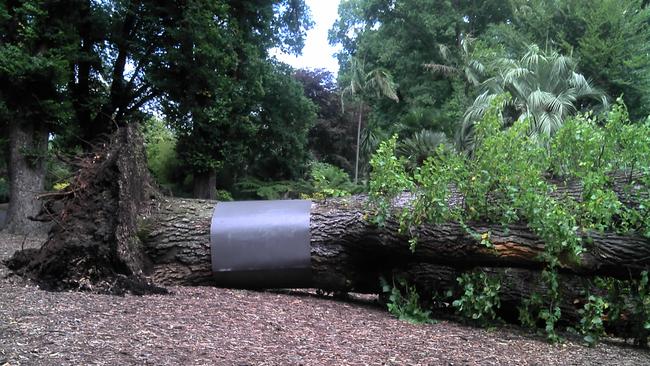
xmin=1 ymin=233 xmax=650 ymax=365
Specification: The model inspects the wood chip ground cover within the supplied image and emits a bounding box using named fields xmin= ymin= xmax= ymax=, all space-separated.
xmin=1 ymin=233 xmax=649 ymax=365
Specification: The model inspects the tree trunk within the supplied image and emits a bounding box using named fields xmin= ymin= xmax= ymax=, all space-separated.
xmin=5 ymin=120 xmax=49 ymax=234
xmin=143 ymin=196 xmax=650 ymax=288
xmin=354 ymin=104 xmax=363 ymax=184
xmin=140 ymin=196 xmax=650 ymax=334
xmin=193 ymin=169 xmax=217 ymax=199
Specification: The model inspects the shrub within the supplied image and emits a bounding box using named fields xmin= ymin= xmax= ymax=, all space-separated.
xmin=381 ymin=276 xmax=434 ymax=324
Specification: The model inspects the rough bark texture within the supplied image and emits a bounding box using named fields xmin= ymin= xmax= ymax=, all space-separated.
xmin=6 ymin=120 xmax=49 ymax=234
xmin=193 ymin=169 xmax=217 ymax=199
xmin=144 ymin=196 xmax=650 ymax=289
xmin=144 ymin=199 xmax=214 ymax=286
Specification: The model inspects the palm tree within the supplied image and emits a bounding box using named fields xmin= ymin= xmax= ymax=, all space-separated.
xmin=423 ymin=35 xmax=487 ymax=90
xmin=460 ymin=45 xmax=607 ymax=150
xmin=342 ymin=57 xmax=399 ymax=183
xmin=397 ymin=129 xmax=450 ymax=169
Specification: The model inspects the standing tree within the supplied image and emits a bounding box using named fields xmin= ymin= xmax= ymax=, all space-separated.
xmin=243 ymin=62 xmax=316 ymax=182
xmin=341 ymin=57 xmax=399 ymax=183
xmin=1 ymin=0 xmax=172 ymax=233
xmin=329 ymin=0 xmax=513 ymax=141
xmin=0 ymin=1 xmax=75 ymax=233
xmin=153 ymin=0 xmax=313 ymax=198
xmin=151 ymin=0 xmax=243 ymax=199
xmin=294 ymin=68 xmax=356 ymax=173
xmin=423 ymin=35 xmax=486 ymax=92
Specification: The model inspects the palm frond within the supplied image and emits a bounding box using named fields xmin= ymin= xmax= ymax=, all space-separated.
xmin=366 ymin=68 xmax=399 ymax=102
xmin=463 ymin=91 xmax=495 ymax=124
xmin=398 ymin=129 xmax=450 ymax=167
xmin=437 ymin=43 xmax=451 ymax=62
xmin=423 ymin=63 xmax=459 ymax=77
xmin=460 ymin=34 xmax=477 ymax=56
xmin=465 ymin=44 xmax=609 ymax=143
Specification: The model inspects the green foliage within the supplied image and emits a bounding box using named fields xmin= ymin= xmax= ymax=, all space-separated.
xmin=234 ymin=161 xmax=358 ymax=201
xmin=452 ymin=271 xmax=502 ymax=327
xmin=368 ymin=96 xmax=650 ymax=344
xmin=234 ymin=178 xmax=310 ymax=200
xmin=215 ymin=189 xmax=233 ymax=202
xmin=308 ymin=162 xmax=357 ymax=199
xmin=579 ymin=294 xmax=608 ymax=346
xmin=380 ymin=277 xmax=433 ymax=324
xmin=1 ymin=0 xmax=314 ymax=206
xmin=330 ymin=0 xmax=513 ymax=148
xmin=517 ymin=270 xmax=563 ymax=342
xmin=506 ymin=0 xmax=650 ymax=120
xmin=397 ymin=129 xmax=450 ymax=170
xmin=461 ymin=45 xmax=607 ymax=151
xmin=143 ymin=118 xmax=181 ymax=189
xmin=594 ymin=272 xmax=650 ymax=346
xmin=247 ymin=62 xmax=317 ymax=181
xmin=368 ymin=135 xmax=413 ymax=226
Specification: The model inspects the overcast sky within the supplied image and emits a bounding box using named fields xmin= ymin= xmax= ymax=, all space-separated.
xmin=274 ymin=0 xmax=341 ymax=73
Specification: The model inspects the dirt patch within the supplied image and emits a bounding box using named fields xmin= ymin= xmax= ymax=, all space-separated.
xmin=1 ymin=233 xmax=650 ymax=365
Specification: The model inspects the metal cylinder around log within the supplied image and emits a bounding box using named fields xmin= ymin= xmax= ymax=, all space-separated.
xmin=210 ymin=200 xmax=312 ymax=288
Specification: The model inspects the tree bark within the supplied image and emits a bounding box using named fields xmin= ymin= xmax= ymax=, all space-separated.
xmin=6 ymin=120 xmax=49 ymax=234
xmin=354 ymin=103 xmax=362 ymax=184
xmin=143 ymin=196 xmax=650 ymax=289
xmin=192 ymin=169 xmax=217 ymax=199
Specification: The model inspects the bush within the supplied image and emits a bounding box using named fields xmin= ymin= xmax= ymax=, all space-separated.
xmin=308 ymin=161 xmax=359 ymax=198
xmin=234 ymin=162 xmax=360 ymax=201
xmin=234 ymin=178 xmax=311 ymax=200
xmin=381 ymin=276 xmax=434 ymax=324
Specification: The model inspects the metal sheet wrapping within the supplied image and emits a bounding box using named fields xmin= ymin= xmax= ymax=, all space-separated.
xmin=210 ymin=200 xmax=312 ymax=288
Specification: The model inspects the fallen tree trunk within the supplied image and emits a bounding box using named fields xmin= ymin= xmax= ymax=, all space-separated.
xmin=144 ymin=197 xmax=650 ymax=289
xmin=143 ymin=197 xmax=648 ymax=331
xmin=142 ymin=196 xmax=650 ymax=337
